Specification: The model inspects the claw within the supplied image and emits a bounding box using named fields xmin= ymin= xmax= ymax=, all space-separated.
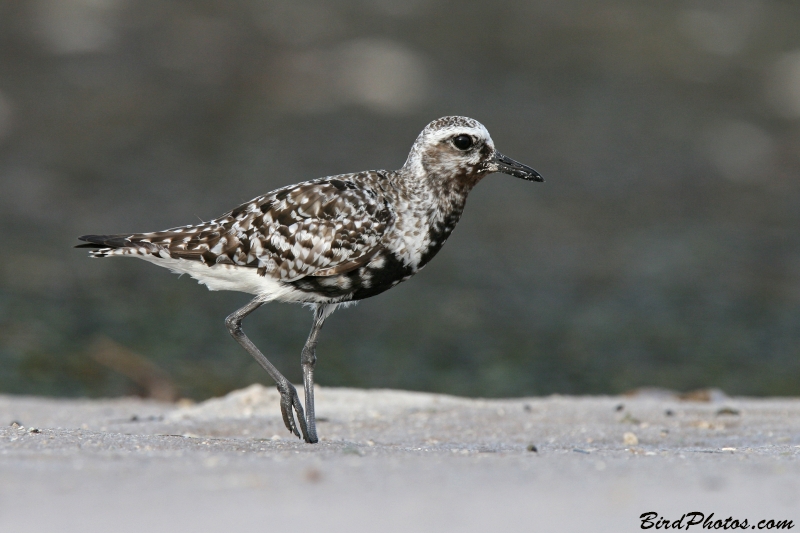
xmin=277 ymin=383 xmax=311 ymax=442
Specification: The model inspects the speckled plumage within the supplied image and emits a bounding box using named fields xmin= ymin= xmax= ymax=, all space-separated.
xmin=79 ymin=117 xmax=540 ymax=305
xmin=77 ymin=116 xmax=542 ymax=443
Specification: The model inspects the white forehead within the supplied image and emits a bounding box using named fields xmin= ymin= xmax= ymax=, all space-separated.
xmin=418 ymin=116 xmax=494 ymax=148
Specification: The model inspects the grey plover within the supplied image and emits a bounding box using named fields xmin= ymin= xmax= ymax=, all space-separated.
xmin=77 ymin=116 xmax=543 ymax=443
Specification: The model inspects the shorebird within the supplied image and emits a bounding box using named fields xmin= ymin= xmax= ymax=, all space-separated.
xmin=77 ymin=116 xmax=543 ymax=443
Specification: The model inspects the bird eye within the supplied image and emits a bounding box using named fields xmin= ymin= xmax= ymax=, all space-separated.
xmin=452 ymin=135 xmax=473 ymax=151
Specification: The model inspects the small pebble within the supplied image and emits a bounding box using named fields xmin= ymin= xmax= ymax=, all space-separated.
xmin=615 ymin=404 xmax=624 ymax=412
xmin=28 ymin=427 xmax=41 ymax=434
xmin=10 ymin=421 xmax=22 ymax=428
xmin=715 ymin=407 xmax=740 ymax=416
xmin=526 ymin=444 xmax=538 ymax=453
xmin=665 ymin=409 xmax=675 ymax=417
xmin=623 ymin=432 xmax=639 ymax=445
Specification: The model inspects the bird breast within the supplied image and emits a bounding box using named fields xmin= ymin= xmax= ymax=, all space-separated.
xmin=382 ymin=184 xmax=469 ymax=272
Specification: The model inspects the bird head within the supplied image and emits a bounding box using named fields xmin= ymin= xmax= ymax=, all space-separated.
xmin=401 ymin=116 xmax=543 ymax=186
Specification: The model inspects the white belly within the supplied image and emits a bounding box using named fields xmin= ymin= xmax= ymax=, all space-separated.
xmin=137 ymin=255 xmax=326 ymax=303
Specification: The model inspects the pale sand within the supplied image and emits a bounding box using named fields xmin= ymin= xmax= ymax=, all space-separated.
xmin=1 ymin=385 xmax=798 ymax=532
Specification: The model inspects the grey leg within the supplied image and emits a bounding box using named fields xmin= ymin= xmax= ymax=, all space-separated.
xmin=301 ymin=304 xmax=338 ymax=444
xmin=225 ymin=298 xmax=311 ymax=442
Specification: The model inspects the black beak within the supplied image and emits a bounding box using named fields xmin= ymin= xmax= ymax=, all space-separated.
xmin=491 ymin=151 xmax=544 ymax=182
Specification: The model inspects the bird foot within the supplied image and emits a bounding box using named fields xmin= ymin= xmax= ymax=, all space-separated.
xmin=277 ymin=382 xmax=313 ymax=443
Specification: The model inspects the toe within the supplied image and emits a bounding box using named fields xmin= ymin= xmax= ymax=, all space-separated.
xmin=291 ymin=396 xmax=311 ymax=442
xmin=280 ymin=400 xmax=301 ymax=438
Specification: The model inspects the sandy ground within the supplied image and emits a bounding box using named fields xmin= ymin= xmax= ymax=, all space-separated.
xmin=0 ymin=385 xmax=798 ymax=533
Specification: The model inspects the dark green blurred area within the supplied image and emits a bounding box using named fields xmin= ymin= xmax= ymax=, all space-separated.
xmin=1 ymin=0 xmax=799 ymax=400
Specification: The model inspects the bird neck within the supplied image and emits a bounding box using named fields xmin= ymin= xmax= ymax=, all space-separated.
xmin=398 ymin=157 xmax=479 ymax=194
xmin=394 ymin=162 xmax=476 ymax=224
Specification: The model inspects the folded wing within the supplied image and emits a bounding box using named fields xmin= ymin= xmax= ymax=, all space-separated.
xmin=78 ymin=173 xmax=393 ymax=282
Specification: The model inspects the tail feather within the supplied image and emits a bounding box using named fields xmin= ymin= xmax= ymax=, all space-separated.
xmin=77 ymin=224 xmax=228 ymax=261
xmin=76 ymin=234 xmax=133 ymax=249
xmin=77 ymin=234 xmax=145 ymax=258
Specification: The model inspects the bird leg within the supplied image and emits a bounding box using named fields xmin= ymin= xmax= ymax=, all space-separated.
xmin=300 ymin=304 xmax=338 ymax=444
xmin=225 ymin=297 xmax=310 ymax=442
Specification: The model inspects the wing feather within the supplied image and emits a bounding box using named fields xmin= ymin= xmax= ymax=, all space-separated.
xmin=94 ymin=173 xmax=394 ymax=281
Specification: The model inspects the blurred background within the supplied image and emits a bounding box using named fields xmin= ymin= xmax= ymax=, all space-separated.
xmin=0 ymin=0 xmax=799 ymax=401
